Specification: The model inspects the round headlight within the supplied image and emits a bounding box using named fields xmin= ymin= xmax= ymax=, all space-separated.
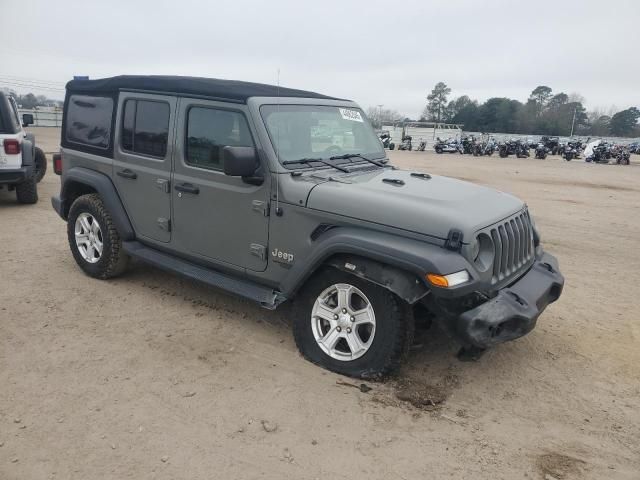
xmin=470 ymin=238 xmax=480 ymax=261
xmin=474 ymin=233 xmax=495 ymax=271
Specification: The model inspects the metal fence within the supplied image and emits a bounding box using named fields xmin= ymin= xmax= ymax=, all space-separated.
xmin=463 ymin=131 xmax=640 ymax=145
xmin=18 ymin=108 xmax=63 ymax=127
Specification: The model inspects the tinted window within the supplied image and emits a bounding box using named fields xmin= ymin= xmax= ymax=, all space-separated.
xmin=121 ymin=100 xmax=135 ymax=151
xmin=121 ymin=100 xmax=169 ymax=158
xmin=66 ymin=95 xmax=114 ymax=149
xmin=186 ymin=107 xmax=253 ymax=170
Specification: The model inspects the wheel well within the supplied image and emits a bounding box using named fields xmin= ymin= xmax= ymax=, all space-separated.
xmin=63 ymin=181 xmax=97 ymax=218
xmin=321 ymin=253 xmax=430 ymax=305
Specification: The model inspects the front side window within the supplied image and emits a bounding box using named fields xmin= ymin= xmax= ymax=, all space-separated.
xmin=66 ymin=95 xmax=114 ymax=149
xmin=186 ymin=107 xmax=254 ymax=171
xmin=260 ymin=105 xmax=384 ymax=164
xmin=121 ymin=99 xmax=170 ymax=158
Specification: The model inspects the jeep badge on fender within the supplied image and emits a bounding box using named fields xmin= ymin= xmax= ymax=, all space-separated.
xmin=271 ymin=248 xmax=294 ymax=264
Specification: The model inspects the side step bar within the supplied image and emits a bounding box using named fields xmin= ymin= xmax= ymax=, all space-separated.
xmin=122 ymin=241 xmax=283 ymax=309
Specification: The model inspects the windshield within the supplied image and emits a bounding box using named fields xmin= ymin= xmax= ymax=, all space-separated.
xmin=260 ymin=104 xmax=385 ymax=166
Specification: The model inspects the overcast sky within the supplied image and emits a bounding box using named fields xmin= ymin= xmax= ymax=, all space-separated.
xmin=2 ymin=0 xmax=638 ymax=118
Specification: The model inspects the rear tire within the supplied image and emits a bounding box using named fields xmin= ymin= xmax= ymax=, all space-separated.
xmin=34 ymin=147 xmax=47 ymax=183
xmin=292 ymin=269 xmax=414 ymax=378
xmin=15 ymin=175 xmax=38 ymax=204
xmin=67 ymin=194 xmax=129 ymax=279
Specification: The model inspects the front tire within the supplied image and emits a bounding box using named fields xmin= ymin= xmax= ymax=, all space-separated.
xmin=67 ymin=194 xmax=129 ymax=279
xmin=292 ymin=269 xmax=414 ymax=378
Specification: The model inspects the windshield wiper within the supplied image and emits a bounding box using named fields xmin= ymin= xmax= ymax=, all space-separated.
xmin=329 ymin=153 xmax=387 ymax=168
xmin=282 ymin=157 xmax=350 ymax=173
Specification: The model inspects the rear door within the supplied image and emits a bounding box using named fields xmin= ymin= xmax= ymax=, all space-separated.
xmin=113 ymin=93 xmax=176 ymax=243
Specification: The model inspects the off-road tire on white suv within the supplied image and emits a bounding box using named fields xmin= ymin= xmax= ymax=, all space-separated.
xmin=67 ymin=194 xmax=129 ymax=279
xmin=15 ymin=173 xmax=38 ymax=204
xmin=293 ymin=268 xmax=414 ymax=378
xmin=34 ymin=147 xmax=47 ymax=183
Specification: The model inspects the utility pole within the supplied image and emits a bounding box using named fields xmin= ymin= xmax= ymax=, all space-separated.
xmin=570 ymin=106 xmax=577 ymax=137
xmin=377 ymin=104 xmax=384 ymax=129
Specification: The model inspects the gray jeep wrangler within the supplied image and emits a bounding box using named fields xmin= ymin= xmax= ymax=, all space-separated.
xmin=0 ymin=91 xmax=47 ymax=204
xmin=52 ymin=76 xmax=564 ymax=378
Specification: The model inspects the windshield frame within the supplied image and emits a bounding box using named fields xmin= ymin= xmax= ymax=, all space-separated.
xmin=257 ymin=102 xmax=386 ymax=171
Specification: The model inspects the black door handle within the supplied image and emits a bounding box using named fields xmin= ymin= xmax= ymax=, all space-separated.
xmin=116 ymin=169 xmax=137 ymax=180
xmin=174 ymin=183 xmax=200 ymax=195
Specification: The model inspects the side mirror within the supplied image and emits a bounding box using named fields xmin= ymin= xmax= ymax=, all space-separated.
xmin=222 ymin=146 xmax=259 ymax=178
xmin=22 ymin=113 xmax=34 ymax=127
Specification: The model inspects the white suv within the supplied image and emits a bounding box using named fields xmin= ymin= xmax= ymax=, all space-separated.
xmin=0 ymin=91 xmax=47 ymax=204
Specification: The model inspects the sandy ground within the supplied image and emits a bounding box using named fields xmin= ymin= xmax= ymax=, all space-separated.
xmin=1 ymin=128 xmax=639 ymax=479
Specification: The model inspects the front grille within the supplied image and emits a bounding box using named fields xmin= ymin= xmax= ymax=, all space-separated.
xmin=489 ymin=210 xmax=534 ymax=284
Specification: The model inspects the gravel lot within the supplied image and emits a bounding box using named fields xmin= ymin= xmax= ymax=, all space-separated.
xmin=1 ymin=128 xmax=639 ymax=479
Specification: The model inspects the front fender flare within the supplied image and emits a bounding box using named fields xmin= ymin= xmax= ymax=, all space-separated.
xmin=280 ymin=228 xmax=474 ymax=302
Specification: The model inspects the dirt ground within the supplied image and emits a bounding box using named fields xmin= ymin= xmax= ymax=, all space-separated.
xmin=1 ymin=128 xmax=639 ymax=479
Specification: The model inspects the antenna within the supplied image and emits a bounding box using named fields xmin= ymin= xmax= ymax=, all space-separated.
xmin=275 ymin=68 xmax=281 ymax=214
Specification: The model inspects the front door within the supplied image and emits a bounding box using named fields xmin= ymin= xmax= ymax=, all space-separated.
xmin=171 ymin=99 xmax=270 ymax=272
xmin=113 ymin=93 xmax=176 ymax=243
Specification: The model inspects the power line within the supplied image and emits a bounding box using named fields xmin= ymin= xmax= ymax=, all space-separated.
xmin=0 ymin=81 xmax=65 ymax=93
xmin=0 ymin=75 xmax=66 ymax=87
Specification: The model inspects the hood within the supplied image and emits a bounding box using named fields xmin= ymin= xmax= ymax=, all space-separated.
xmin=306 ymin=169 xmax=524 ymax=241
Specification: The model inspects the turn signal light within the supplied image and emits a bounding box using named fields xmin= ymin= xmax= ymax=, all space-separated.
xmin=426 ymin=270 xmax=470 ymax=288
xmin=426 ymin=273 xmax=449 ymax=287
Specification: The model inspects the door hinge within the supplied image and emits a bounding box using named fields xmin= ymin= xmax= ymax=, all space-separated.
xmin=156 ymin=178 xmax=170 ymax=193
xmin=252 ymin=200 xmax=269 ymax=216
xmin=250 ymin=243 xmax=266 ymax=261
xmin=157 ymin=217 xmax=171 ymax=232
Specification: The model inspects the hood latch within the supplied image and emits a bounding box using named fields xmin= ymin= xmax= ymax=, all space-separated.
xmin=445 ymin=229 xmax=464 ymax=252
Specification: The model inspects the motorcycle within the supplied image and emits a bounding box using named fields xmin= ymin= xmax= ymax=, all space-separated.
xmin=415 ymin=139 xmax=427 ymax=151
xmin=498 ymin=140 xmax=516 ymax=158
xmin=482 ymin=137 xmax=496 ymax=156
xmin=541 ymin=136 xmax=560 ymax=155
xmin=586 ymin=142 xmax=610 ymax=164
xmin=434 ymin=137 xmax=460 ymax=154
xmin=615 ymin=146 xmax=630 ymax=165
xmin=398 ymin=135 xmax=412 ymax=151
xmin=379 ymin=132 xmax=395 ymax=150
xmin=563 ymin=143 xmax=578 ymax=161
xmin=534 ymin=143 xmax=548 ymax=159
xmin=515 ymin=139 xmax=530 ymax=158
xmin=460 ymin=136 xmax=475 ymax=155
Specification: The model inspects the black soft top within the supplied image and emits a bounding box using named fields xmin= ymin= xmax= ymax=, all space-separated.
xmin=65 ymin=75 xmax=342 ymax=103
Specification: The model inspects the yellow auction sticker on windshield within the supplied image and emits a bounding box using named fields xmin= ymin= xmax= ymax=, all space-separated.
xmin=339 ymin=108 xmax=363 ymax=122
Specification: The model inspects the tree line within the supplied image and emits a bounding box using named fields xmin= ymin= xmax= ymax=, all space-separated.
xmin=421 ymin=82 xmax=639 ymax=137
xmin=6 ymin=91 xmax=63 ymax=109
xmin=368 ymin=83 xmax=640 ymax=138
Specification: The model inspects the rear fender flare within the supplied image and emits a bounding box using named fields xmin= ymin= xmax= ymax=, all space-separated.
xmin=60 ymin=167 xmax=135 ymax=240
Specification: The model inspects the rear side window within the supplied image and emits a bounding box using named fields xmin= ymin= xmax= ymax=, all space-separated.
xmin=186 ymin=107 xmax=253 ymax=171
xmin=65 ymin=95 xmax=114 ymax=149
xmin=121 ymin=99 xmax=170 ymax=158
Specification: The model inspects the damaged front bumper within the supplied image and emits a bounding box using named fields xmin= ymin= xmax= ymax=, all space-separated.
xmin=446 ymin=250 xmax=564 ymax=349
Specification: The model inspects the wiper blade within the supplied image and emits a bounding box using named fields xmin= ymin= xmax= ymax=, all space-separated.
xmin=329 ymin=153 xmax=387 ymax=168
xmin=282 ymin=157 xmax=350 ymax=173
